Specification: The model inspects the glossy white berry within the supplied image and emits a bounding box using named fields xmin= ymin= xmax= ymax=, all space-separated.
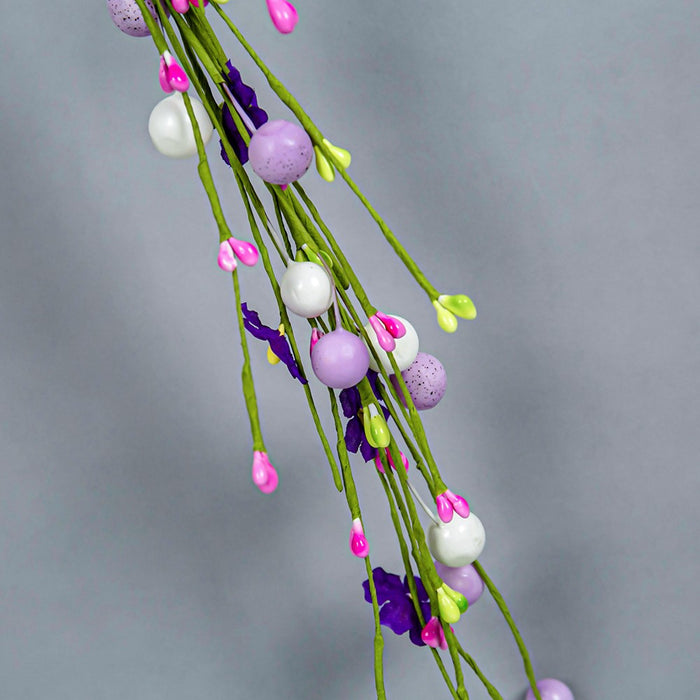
xmin=148 ymin=93 xmax=213 ymax=159
xmin=428 ymin=513 xmax=485 ymax=567
xmin=280 ymin=261 xmax=334 ymax=318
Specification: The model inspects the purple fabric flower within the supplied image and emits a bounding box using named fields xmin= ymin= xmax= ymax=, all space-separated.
xmin=241 ymin=303 xmax=307 ymax=385
xmin=339 ymin=371 xmax=390 ymax=462
xmin=362 ymin=567 xmax=431 ymax=646
xmin=220 ymin=62 xmax=268 ymax=166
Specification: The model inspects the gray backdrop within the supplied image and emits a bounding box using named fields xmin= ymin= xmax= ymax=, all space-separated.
xmin=1 ymin=1 xmax=698 ymax=698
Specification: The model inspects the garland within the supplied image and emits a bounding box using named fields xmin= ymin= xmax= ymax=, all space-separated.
xmin=105 ymin=2 xmax=574 ymax=698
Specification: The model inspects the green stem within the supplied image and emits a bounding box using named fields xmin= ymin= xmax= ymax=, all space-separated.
xmin=180 ymin=92 xmax=232 ymax=242
xmin=364 ymin=555 xmax=386 ymax=699
xmin=231 ymin=270 xmax=265 ymax=451
xmin=472 ymin=562 xmax=542 ymax=700
xmin=455 ymin=642 xmax=504 ymax=700
xmin=328 ymin=389 xmax=362 ymax=518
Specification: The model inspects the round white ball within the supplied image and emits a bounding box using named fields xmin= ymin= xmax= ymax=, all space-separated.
xmin=280 ymin=261 xmax=334 ymax=318
xmin=428 ymin=513 xmax=485 ymax=568
xmin=148 ymin=93 xmax=213 ymax=159
xmin=364 ymin=314 xmax=419 ymax=374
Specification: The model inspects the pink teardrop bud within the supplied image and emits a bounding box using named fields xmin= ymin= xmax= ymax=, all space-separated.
xmin=309 ymin=328 xmax=322 ymax=356
xmin=252 ymin=451 xmax=269 ymax=487
xmin=171 ymin=0 xmax=190 ymax=12
xmin=349 ymin=518 xmax=369 ymax=558
xmin=258 ymin=463 xmax=278 ymax=494
xmin=158 ymin=56 xmax=173 ymax=93
xmin=369 ymin=314 xmax=396 ymax=352
xmin=445 ymin=490 xmax=470 ymax=519
xmin=217 ymin=241 xmax=237 ymax=272
xmin=266 ymin=0 xmax=298 ymax=33
xmin=375 ymin=311 xmax=406 ymax=339
xmin=421 ymin=617 xmax=442 ymax=648
xmin=436 ymin=493 xmax=453 ymax=523
xmin=251 ymin=451 xmax=279 ymax=494
xmin=374 ymin=448 xmax=409 ymax=474
xmin=229 ymin=237 xmax=259 ymax=267
xmin=161 ymin=51 xmax=189 ymax=92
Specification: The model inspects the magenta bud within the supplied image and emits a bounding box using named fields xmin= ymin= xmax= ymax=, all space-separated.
xmin=266 ymin=0 xmax=298 ymax=33
xmin=436 ymin=493 xmax=453 ymax=523
xmin=217 ymin=241 xmax=237 ymax=272
xmin=368 ymin=314 xmax=396 ymax=352
xmin=251 ymin=451 xmax=279 ymax=494
xmin=349 ymin=518 xmax=369 ymax=558
xmin=375 ymin=311 xmax=406 ymax=339
xmin=374 ymin=448 xmax=409 ymax=474
xmin=158 ymin=56 xmax=173 ymax=93
xmin=309 ymin=328 xmax=322 ymax=356
xmin=171 ymin=0 xmax=190 ymax=12
xmin=229 ymin=237 xmax=258 ymax=267
xmin=421 ymin=617 xmax=447 ymax=649
xmin=445 ymin=490 xmax=470 ymax=519
xmin=160 ymin=52 xmax=189 ymax=93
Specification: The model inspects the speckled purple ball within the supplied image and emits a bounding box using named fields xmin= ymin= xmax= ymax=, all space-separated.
xmin=311 ymin=329 xmax=370 ymax=389
xmin=434 ymin=562 xmax=485 ymax=606
xmin=248 ymin=120 xmax=313 ymax=186
xmin=391 ymin=352 xmax=446 ymax=410
xmin=525 ymin=679 xmax=574 ymax=700
xmin=107 ymin=0 xmax=159 ymax=37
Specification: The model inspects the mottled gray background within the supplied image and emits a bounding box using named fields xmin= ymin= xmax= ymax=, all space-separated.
xmin=1 ymin=1 xmax=699 ymax=698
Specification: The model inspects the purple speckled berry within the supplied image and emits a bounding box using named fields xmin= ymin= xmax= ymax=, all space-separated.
xmin=107 ymin=0 xmax=159 ymax=37
xmin=248 ymin=120 xmax=313 ymax=185
xmin=433 ymin=562 xmax=484 ymax=606
xmin=311 ymin=329 xmax=370 ymax=389
xmin=391 ymin=352 xmax=446 ymax=411
xmin=525 ymin=679 xmax=574 ymax=700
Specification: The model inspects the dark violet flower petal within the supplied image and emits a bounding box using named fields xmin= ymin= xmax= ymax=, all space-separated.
xmin=269 ymin=335 xmax=308 ymax=385
xmin=379 ymin=599 xmax=415 ymax=636
xmin=367 ymin=370 xmax=381 ymax=398
xmin=404 ymin=575 xmax=429 ymax=604
xmin=220 ymin=61 xmax=268 ymax=166
xmin=408 ymin=620 xmax=427 ymax=647
xmin=240 ymin=303 xmax=307 ymax=385
xmin=362 ymin=568 xmax=429 ymax=647
xmin=339 ymin=386 xmax=361 ymax=418
xmin=359 ymin=438 xmax=378 ymax=463
xmin=362 ymin=568 xmax=404 ymax=606
xmin=419 ymin=599 xmax=432 ymax=623
xmin=344 ymin=417 xmax=363 ymax=453
xmin=220 ymin=105 xmax=251 ymax=166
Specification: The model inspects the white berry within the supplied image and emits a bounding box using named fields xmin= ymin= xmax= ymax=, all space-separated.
xmin=148 ymin=93 xmax=213 ymax=159
xmin=280 ymin=261 xmax=334 ymax=318
xmin=428 ymin=513 xmax=486 ymax=567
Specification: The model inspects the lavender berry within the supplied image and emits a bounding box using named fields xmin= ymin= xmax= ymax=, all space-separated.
xmin=311 ymin=329 xmax=370 ymax=389
xmin=525 ymin=679 xmax=574 ymax=700
xmin=433 ymin=562 xmax=485 ymax=606
xmin=391 ymin=352 xmax=447 ymax=410
xmin=107 ymin=0 xmax=159 ymax=37
xmin=248 ymin=120 xmax=313 ymax=185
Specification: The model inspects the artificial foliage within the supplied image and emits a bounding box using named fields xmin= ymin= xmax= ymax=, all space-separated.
xmin=106 ymin=1 xmax=574 ymax=698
